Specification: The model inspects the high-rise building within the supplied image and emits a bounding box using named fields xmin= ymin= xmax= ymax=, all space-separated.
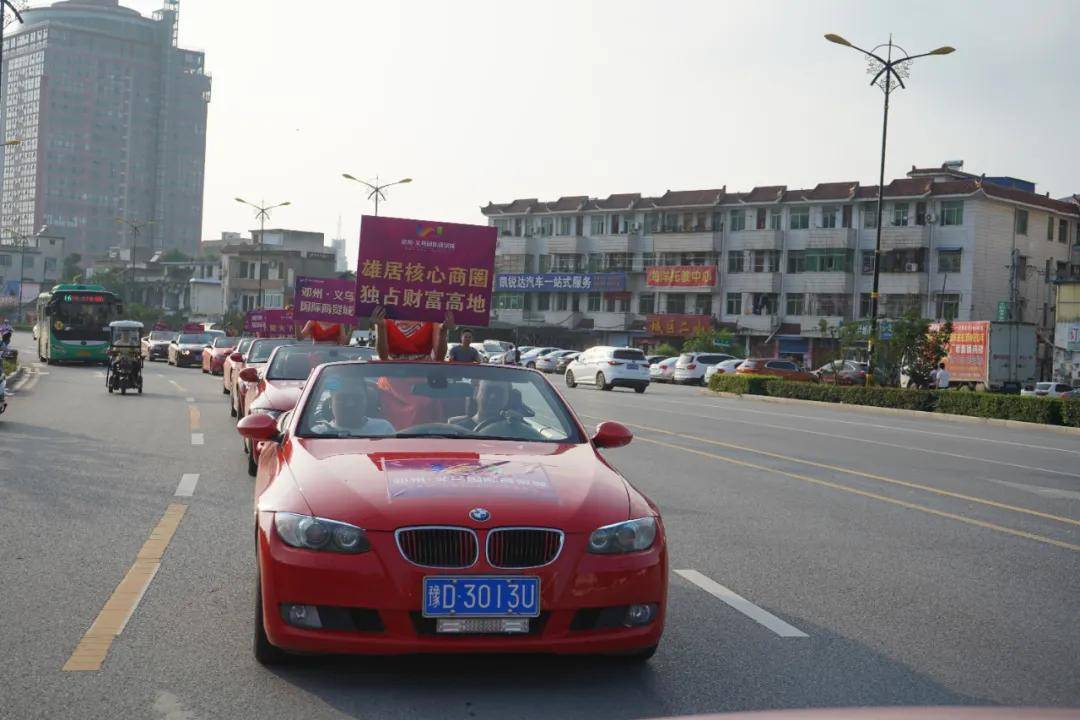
xmin=329 ymin=237 xmax=348 ymax=273
xmin=0 ymin=0 xmax=211 ymax=259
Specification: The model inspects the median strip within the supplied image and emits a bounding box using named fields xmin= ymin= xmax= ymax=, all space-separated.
xmin=63 ymin=504 xmax=187 ymax=671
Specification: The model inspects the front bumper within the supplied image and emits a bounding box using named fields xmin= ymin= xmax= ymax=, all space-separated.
xmin=257 ymin=514 xmax=667 ymax=655
xmin=175 ymin=352 xmax=199 ymax=366
xmin=147 ymin=345 xmax=169 ymax=360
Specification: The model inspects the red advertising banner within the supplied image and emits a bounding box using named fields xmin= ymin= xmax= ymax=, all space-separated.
xmin=933 ymin=320 xmax=989 ymax=382
xmin=645 ymin=265 xmax=716 ymax=287
xmin=294 ymin=276 xmax=357 ymax=323
xmin=355 ymin=215 xmax=497 ymax=326
xmin=244 ymin=309 xmax=294 ymax=338
xmin=647 ymin=314 xmax=713 ymax=337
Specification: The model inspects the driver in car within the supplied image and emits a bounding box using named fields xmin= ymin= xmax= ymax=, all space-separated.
xmin=310 ymin=386 xmax=395 ymax=437
xmin=450 ymin=380 xmax=512 ymax=432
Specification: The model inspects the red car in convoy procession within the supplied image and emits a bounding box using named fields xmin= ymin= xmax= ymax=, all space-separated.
xmin=202 ymin=336 xmax=238 ymax=376
xmin=221 ymin=337 xmax=253 ymax=396
xmin=236 ymin=361 xmax=667 ymax=664
xmin=230 ymin=337 xmax=296 ymax=419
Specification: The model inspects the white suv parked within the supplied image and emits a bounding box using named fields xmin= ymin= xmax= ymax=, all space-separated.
xmin=673 ymin=352 xmax=736 ymax=385
xmin=565 ymin=347 xmax=650 ymax=393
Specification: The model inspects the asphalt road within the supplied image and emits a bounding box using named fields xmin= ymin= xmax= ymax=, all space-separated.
xmin=2 ymin=334 xmax=1078 ymax=720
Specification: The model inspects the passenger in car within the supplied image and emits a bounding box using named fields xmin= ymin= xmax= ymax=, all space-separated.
xmin=309 ymin=386 xmax=395 ymax=437
xmin=449 ymin=380 xmax=512 ymax=431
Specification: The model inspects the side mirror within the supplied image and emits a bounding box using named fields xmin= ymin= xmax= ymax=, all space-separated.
xmin=591 ymin=421 xmax=633 ymax=449
xmin=230 ymin=352 xmax=243 ymax=362
xmin=239 ymin=367 xmax=260 ymax=383
xmin=237 ymin=413 xmax=280 ymax=442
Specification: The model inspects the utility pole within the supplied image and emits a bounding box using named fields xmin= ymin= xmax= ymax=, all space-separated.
xmin=235 ymin=198 xmax=291 ymax=309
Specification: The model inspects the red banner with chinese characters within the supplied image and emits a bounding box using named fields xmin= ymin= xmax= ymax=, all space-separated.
xmin=647 ymin=314 xmax=713 ymax=337
xmin=355 ymin=215 xmax=497 ymax=326
xmin=645 ymin=265 xmax=716 ymax=287
xmin=932 ymin=320 xmax=989 ymax=382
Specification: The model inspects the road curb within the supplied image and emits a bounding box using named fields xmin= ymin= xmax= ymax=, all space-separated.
xmin=7 ymin=365 xmax=27 ymax=391
xmin=703 ymin=389 xmax=1080 ymax=437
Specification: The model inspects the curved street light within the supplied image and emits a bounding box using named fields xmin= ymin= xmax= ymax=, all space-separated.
xmin=825 ymin=33 xmax=954 ymax=386
xmin=236 ymin=198 xmax=291 ymax=309
xmin=342 ymin=174 xmax=412 ymax=216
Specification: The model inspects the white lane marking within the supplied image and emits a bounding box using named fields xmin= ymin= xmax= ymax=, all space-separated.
xmin=675 ymin=569 xmax=808 ymax=638
xmin=185 ymin=397 xmax=195 ymax=403
xmin=95 ymin=371 xmax=106 ymax=378
xmin=987 ymin=479 xmax=1080 ymax=501
xmin=156 ymin=373 xmax=164 ymax=378
xmin=116 ymin=562 xmax=161 ymax=634
xmin=619 ymin=404 xmax=1080 ymax=480
xmin=174 ymin=473 xmax=199 ymax=497
xmin=631 ymin=392 xmax=1080 ymax=455
xmin=190 ymin=433 xmax=204 ymax=446
xmin=152 ymin=690 xmax=200 ymax=720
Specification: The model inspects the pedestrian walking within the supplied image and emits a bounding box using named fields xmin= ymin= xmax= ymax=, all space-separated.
xmin=935 ymin=362 xmax=950 ymax=389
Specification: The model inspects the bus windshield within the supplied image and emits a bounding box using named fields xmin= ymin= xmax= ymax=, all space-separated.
xmin=48 ymin=294 xmax=120 ymax=342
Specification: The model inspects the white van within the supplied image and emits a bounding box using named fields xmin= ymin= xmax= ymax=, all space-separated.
xmin=565 ymin=346 xmax=650 ymax=393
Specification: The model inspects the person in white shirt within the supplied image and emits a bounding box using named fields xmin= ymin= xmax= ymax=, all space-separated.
xmin=310 ymin=387 xmax=395 ymax=437
xmin=935 ymin=362 xmax=951 ymax=389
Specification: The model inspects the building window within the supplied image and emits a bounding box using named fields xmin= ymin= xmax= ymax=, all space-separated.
xmin=756 ymin=208 xmax=767 ymax=230
xmin=638 ymin=293 xmax=654 ymax=315
xmin=785 ymin=293 xmax=805 ymax=316
xmin=934 ymin=293 xmax=960 ymax=321
xmin=587 ymin=292 xmax=601 ymax=312
xmin=892 ymin=203 xmax=909 ymax=227
xmin=558 ymin=216 xmax=572 ymax=236
xmin=751 ymin=292 xmax=778 ymax=315
xmin=494 ymin=293 xmax=524 ymax=310
xmin=810 ymin=293 xmax=850 ymax=317
xmin=0 ymin=254 xmax=11 ymax=266
xmin=859 ymin=293 xmax=873 ymax=318
xmin=645 ymin=213 xmax=659 ymax=233
xmin=539 ymin=217 xmax=554 ymax=237
xmin=537 ymin=293 xmax=550 ymax=311
xmin=751 ymin=250 xmax=779 ymax=272
xmin=590 ymin=215 xmax=605 ymax=235
xmin=727 ymin=250 xmax=745 ymax=273
xmin=1060 ymin=219 xmax=1069 ymax=245
xmin=915 ymin=202 xmax=927 ymax=226
xmin=881 ymin=248 xmax=927 ymax=272
xmin=941 ymin=201 xmax=964 ymax=226
xmin=556 ymin=294 xmax=569 ymax=311
xmin=694 ymin=293 xmax=712 ymax=316
xmin=45 ymin=257 xmax=57 ymax=272
xmin=769 ymin=209 xmax=783 ymax=230
xmin=1046 ymin=217 xmax=1054 ymax=242
xmin=820 ymin=206 xmax=838 ymax=229
xmin=23 ymin=255 xmax=34 ymax=268
xmin=572 ymin=293 xmax=581 ymax=312
xmin=842 ymin=205 xmax=853 ymax=228
xmin=726 ymin=292 xmax=742 ymax=316
xmin=1015 ymin=209 xmax=1028 ymax=235
xmin=711 ymin=212 xmax=724 ymax=232
xmin=789 ymin=207 xmax=809 ymax=230
xmin=863 ymin=205 xmax=878 ymax=228
xmin=881 ymin=294 xmax=924 ymax=317
xmin=861 ymin=251 xmax=876 ymax=274
xmin=787 ymin=250 xmax=805 ymax=274
xmin=665 ymin=293 xmax=687 ymax=314
xmin=938 ymin=249 xmax=961 ymax=273
xmin=729 ymin=209 xmax=746 ymax=232
xmin=264 ymin=291 xmax=284 ymax=309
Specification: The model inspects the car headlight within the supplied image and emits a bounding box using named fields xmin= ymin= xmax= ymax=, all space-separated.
xmin=181 ymin=350 xmax=190 ymax=355
xmin=274 ymin=512 xmax=370 ymax=553
xmin=588 ymin=517 xmax=657 ymax=554
xmin=250 ymin=407 xmax=283 ymax=420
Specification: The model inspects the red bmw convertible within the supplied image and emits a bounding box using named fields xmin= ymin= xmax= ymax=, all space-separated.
xmin=237 ymin=360 xmax=667 ymax=664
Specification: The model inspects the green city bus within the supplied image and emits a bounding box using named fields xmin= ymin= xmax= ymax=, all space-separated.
xmin=36 ymin=284 xmax=124 ymax=364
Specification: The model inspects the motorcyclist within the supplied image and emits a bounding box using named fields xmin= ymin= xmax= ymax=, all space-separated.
xmin=0 ymin=317 xmax=13 ymax=349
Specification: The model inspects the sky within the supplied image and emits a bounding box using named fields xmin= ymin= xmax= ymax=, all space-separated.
xmin=113 ymin=0 xmax=1080 ymax=267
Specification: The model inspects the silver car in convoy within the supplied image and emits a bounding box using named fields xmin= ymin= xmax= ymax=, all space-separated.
xmin=535 ymin=349 xmax=577 ymax=373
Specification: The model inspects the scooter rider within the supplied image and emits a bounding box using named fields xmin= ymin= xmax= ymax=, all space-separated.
xmin=0 ymin=317 xmax=13 ymax=349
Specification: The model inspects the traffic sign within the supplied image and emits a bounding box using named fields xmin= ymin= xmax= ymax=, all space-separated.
xmin=997 ymin=301 xmax=1010 ymax=321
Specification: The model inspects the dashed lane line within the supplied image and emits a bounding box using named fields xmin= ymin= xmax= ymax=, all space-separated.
xmin=190 ymin=433 xmax=204 ymax=446
xmin=174 ymin=473 xmax=199 ymax=497
xmin=675 ymin=570 xmax=808 ymax=638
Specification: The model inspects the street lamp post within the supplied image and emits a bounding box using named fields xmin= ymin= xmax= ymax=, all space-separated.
xmin=342 ymin=174 xmax=412 ymax=216
xmin=825 ymin=34 xmax=954 ymax=385
xmin=235 ymin=198 xmax=291 ymax=309
xmin=116 ymin=217 xmax=154 ymax=304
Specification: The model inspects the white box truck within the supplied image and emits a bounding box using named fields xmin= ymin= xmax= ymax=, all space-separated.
xmin=931 ymin=321 xmax=1036 ymax=392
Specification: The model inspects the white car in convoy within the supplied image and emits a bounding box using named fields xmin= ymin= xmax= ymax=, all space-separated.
xmin=673 ymin=352 xmax=736 ymax=385
xmin=565 ymin=346 xmax=650 ymax=393
xmin=704 ymin=358 xmax=746 ymax=384
xmin=649 ymin=357 xmax=678 ymax=383
xmin=535 ymin=349 xmax=576 ymax=373
xmin=1020 ymin=382 xmax=1075 ymax=399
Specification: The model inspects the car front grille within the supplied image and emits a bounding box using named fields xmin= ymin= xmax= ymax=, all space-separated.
xmin=396 ymin=527 xmax=478 ymax=568
xmin=486 ymin=528 xmax=563 ymax=569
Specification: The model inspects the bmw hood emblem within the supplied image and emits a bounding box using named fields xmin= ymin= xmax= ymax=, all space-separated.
xmin=469 ymin=508 xmax=491 ymax=522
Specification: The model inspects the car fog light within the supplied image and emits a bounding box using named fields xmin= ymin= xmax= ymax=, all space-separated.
xmin=283 ymin=604 xmax=322 ymax=629
xmin=624 ymin=603 xmax=657 ymax=627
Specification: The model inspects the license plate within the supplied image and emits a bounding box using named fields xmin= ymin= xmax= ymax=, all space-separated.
xmin=422 ymin=576 xmax=540 ymax=617
xmin=626 ymin=363 xmax=638 ymax=370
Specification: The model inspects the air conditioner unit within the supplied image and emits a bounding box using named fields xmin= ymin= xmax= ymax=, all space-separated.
xmin=925 ymin=213 xmax=938 ymax=224
xmin=630 ymin=223 xmax=641 ymax=232
xmin=905 ymin=262 xmax=919 ymax=272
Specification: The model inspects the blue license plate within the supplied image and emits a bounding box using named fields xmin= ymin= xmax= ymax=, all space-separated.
xmin=626 ymin=363 xmax=638 ymax=370
xmin=423 ymin=576 xmax=540 ymax=617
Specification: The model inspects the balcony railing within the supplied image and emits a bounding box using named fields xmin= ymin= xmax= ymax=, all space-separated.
xmin=727 ymin=229 xmax=783 ymax=250
xmin=880 ymin=224 xmax=930 ymax=249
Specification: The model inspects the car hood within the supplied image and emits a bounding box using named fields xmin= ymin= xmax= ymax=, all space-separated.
xmin=280 ymin=439 xmax=632 ymax=533
xmin=256 ymin=379 xmax=305 ymax=411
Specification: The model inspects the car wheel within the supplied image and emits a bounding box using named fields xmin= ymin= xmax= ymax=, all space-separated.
xmin=526 ymin=362 xmax=535 ymax=369
xmin=202 ymin=366 xmax=208 ymax=374
xmin=635 ymin=385 xmax=647 ymax=394
xmin=565 ymin=371 xmax=576 ymax=388
xmin=247 ymin=448 xmax=258 ymax=477
xmin=253 ymin=575 xmax=287 ymax=666
xmin=230 ymin=398 xmax=238 ymax=417
xmin=596 ymin=372 xmax=611 ymax=391
xmin=222 ymin=384 xmax=229 ymax=395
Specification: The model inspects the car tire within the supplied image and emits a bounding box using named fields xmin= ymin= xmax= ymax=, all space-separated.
xmin=565 ymin=371 xmax=576 ymax=388
xmin=254 ymin=575 xmax=287 ymax=666
xmin=230 ymin=398 xmax=238 ymax=417
xmin=222 ymin=384 xmax=229 ymax=395
xmin=526 ymin=362 xmax=535 ymax=369
xmin=635 ymin=385 xmax=647 ymax=394
xmin=596 ymin=372 xmax=611 ymax=391
xmin=247 ymin=448 xmax=258 ymax=477
xmin=202 ymin=366 xmax=208 ymax=374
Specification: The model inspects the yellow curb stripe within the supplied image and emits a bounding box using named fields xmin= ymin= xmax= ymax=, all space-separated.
xmin=632 ymin=434 xmax=1080 ymax=553
xmin=582 ymin=415 xmax=1080 ymax=528
xmin=62 ymin=504 xmax=186 ymax=672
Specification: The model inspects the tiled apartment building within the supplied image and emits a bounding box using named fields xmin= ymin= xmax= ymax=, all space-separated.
xmin=481 ymin=163 xmax=1079 ymax=365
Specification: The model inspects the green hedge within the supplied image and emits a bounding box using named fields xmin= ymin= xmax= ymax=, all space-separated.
xmin=708 ymin=371 xmax=1077 ymax=427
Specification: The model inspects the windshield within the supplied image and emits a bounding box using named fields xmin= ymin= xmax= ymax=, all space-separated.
xmin=237 ymin=338 xmax=253 ymax=354
xmin=248 ymin=338 xmax=296 ymax=363
xmin=482 ymin=341 xmax=506 ymax=353
xmin=148 ymin=331 xmax=173 ymax=341
xmin=296 ymin=363 xmax=584 ymax=443
xmin=211 ymin=337 xmax=235 ymax=349
xmin=178 ymin=334 xmax=210 ymax=345
xmin=267 ymin=345 xmax=374 ymax=380
xmin=1036 ymin=382 xmax=1053 ymax=390
xmin=48 ymin=294 xmax=120 ymax=341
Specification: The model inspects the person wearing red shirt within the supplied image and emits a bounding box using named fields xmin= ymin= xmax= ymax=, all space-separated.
xmin=299 ymin=319 xmax=349 ymax=345
xmin=369 ymin=306 xmax=453 ymax=428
